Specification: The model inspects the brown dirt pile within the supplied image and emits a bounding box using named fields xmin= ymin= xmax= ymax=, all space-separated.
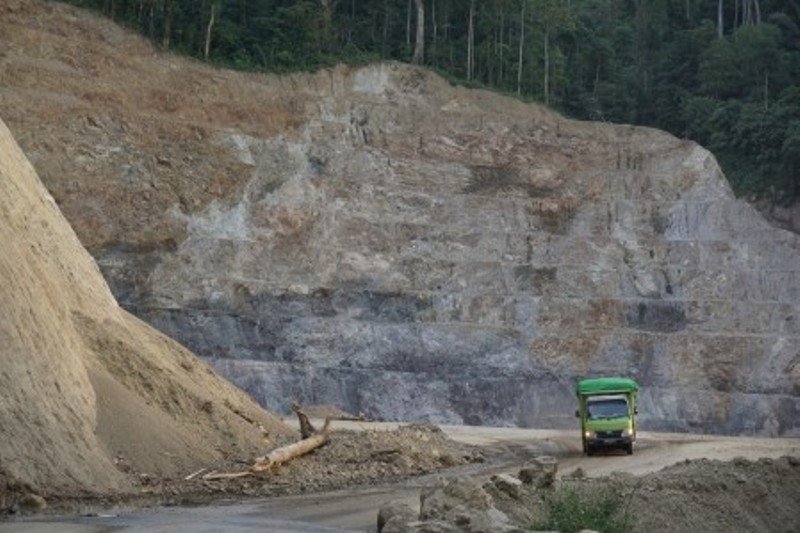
xmin=381 ymin=455 xmax=800 ymax=532
xmin=10 ymin=423 xmax=480 ymax=514
xmin=554 ymin=455 xmax=800 ymax=532
xmin=0 ymin=117 xmax=290 ymax=506
xmin=622 ymin=455 xmax=800 ymax=532
xmin=162 ymin=424 xmax=480 ymax=503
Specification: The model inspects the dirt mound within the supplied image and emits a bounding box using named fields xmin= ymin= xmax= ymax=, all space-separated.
xmin=553 ymin=455 xmax=800 ymax=532
xmin=0 ymin=117 xmax=290 ymax=505
xmin=624 ymin=456 xmax=800 ymax=532
xmin=380 ymin=455 xmax=800 ymax=532
xmin=14 ymin=423 xmax=481 ymax=513
xmin=185 ymin=423 xmax=480 ymax=499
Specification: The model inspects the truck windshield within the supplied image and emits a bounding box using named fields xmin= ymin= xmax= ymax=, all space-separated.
xmin=587 ymin=399 xmax=628 ymax=420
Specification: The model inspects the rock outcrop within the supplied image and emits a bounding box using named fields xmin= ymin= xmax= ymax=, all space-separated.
xmin=0 ymin=116 xmax=288 ymax=497
xmin=1 ymin=1 xmax=798 ymax=435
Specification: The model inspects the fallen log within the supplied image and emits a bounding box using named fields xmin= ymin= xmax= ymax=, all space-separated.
xmin=201 ymin=418 xmax=331 ymax=481
xmin=252 ymin=418 xmax=331 ymax=472
xmin=184 ymin=467 xmax=207 ymax=481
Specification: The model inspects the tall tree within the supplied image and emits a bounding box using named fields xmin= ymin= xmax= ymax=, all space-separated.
xmin=204 ymin=2 xmax=216 ymax=59
xmin=517 ymin=0 xmax=526 ymax=95
xmin=467 ymin=0 xmax=475 ymax=80
xmin=162 ymin=0 xmax=173 ymax=48
xmin=406 ymin=0 xmax=412 ymax=47
xmin=413 ymin=0 xmax=425 ymax=63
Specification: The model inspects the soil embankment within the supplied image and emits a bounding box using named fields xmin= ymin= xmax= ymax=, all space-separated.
xmin=0 ymin=116 xmax=289 ymax=506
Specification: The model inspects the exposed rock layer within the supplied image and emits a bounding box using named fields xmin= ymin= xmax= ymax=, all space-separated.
xmin=0 ymin=116 xmax=288 ymax=496
xmin=1 ymin=1 xmax=798 ymax=435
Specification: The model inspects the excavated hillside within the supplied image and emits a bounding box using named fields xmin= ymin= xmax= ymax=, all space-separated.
xmin=0 ymin=115 xmax=289 ymax=500
xmin=1 ymin=1 xmax=798 ymax=436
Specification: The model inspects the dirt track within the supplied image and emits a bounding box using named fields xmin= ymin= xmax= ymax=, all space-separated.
xmin=1 ymin=423 xmax=798 ymax=532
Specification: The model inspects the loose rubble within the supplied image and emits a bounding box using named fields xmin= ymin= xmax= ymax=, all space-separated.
xmin=377 ymin=455 xmax=800 ymax=533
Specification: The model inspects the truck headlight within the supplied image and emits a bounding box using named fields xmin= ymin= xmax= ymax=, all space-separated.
xmin=625 ymin=427 xmax=634 ymax=436
xmin=584 ymin=430 xmax=595 ymax=439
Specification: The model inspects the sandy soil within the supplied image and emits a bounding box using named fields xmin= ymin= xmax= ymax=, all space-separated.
xmin=0 ymin=112 xmax=288 ymax=505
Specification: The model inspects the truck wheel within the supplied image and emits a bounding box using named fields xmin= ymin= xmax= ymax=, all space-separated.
xmin=625 ymin=442 xmax=633 ymax=455
xmin=586 ymin=445 xmax=594 ymax=457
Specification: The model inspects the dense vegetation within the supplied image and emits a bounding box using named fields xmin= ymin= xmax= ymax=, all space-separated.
xmin=533 ymin=486 xmax=631 ymax=533
xmin=66 ymin=0 xmax=800 ymax=200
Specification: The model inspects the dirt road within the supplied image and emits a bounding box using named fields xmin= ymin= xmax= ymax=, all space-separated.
xmin=2 ymin=423 xmax=797 ymax=532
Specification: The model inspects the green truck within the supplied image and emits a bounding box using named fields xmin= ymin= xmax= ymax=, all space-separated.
xmin=575 ymin=377 xmax=639 ymax=455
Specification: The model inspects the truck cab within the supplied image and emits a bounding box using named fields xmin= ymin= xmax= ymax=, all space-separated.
xmin=576 ymin=377 xmax=638 ymax=455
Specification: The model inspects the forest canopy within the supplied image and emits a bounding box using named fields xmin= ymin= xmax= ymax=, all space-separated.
xmin=65 ymin=0 xmax=800 ymax=201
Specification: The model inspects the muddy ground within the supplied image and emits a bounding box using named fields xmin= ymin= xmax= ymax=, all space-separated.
xmin=1 ymin=423 xmax=798 ymax=532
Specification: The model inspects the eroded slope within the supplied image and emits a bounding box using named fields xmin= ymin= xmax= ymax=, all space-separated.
xmin=0 ymin=116 xmax=288 ymax=497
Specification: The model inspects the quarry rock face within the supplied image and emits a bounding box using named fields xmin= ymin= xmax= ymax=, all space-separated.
xmin=97 ymin=64 xmax=800 ymax=436
xmin=1 ymin=2 xmax=798 ymax=436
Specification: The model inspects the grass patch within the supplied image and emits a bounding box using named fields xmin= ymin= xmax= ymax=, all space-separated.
xmin=532 ymin=486 xmax=631 ymax=533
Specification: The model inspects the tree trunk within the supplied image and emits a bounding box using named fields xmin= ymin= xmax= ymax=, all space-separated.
xmin=517 ymin=1 xmax=525 ymax=95
xmin=162 ymin=0 xmax=173 ymax=49
xmin=543 ymin=27 xmax=549 ymax=105
xmin=320 ymin=0 xmax=333 ymax=52
xmin=292 ymin=402 xmax=317 ymax=439
xmin=498 ymin=6 xmax=504 ymax=88
xmin=382 ymin=0 xmax=390 ymax=54
xmin=467 ymin=0 xmax=475 ymax=81
xmin=252 ymin=419 xmax=331 ymax=472
xmin=593 ymin=64 xmax=600 ymax=97
xmin=413 ymin=0 xmax=425 ymax=63
xmin=432 ymin=0 xmax=437 ymax=55
xmin=717 ymin=0 xmax=724 ymax=38
xmin=406 ymin=0 xmax=412 ymax=47
xmin=149 ymin=1 xmax=155 ymax=39
xmin=201 ymin=416 xmax=332 ymax=481
xmin=204 ymin=3 xmax=215 ymax=60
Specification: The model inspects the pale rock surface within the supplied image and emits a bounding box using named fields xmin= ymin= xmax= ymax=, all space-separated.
xmin=1 ymin=1 xmax=798 ymax=435
xmin=518 ymin=456 xmax=558 ymax=488
xmin=378 ymin=500 xmax=418 ymax=532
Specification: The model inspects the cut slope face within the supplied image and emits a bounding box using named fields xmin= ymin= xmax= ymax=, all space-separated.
xmin=1 ymin=1 xmax=798 ymax=435
xmin=0 ymin=117 xmax=288 ymax=496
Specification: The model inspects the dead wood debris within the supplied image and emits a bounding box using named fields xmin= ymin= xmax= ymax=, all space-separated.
xmin=292 ymin=401 xmax=316 ymax=439
xmin=201 ymin=415 xmax=331 ymax=481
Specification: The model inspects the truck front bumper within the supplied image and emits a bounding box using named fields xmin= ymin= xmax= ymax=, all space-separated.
xmin=586 ymin=431 xmax=634 ymax=448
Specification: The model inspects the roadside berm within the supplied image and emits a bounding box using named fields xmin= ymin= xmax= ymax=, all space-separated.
xmin=378 ymin=455 xmax=800 ymax=533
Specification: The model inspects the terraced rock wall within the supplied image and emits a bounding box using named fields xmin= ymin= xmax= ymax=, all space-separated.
xmin=2 ymin=1 xmax=797 ymax=435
